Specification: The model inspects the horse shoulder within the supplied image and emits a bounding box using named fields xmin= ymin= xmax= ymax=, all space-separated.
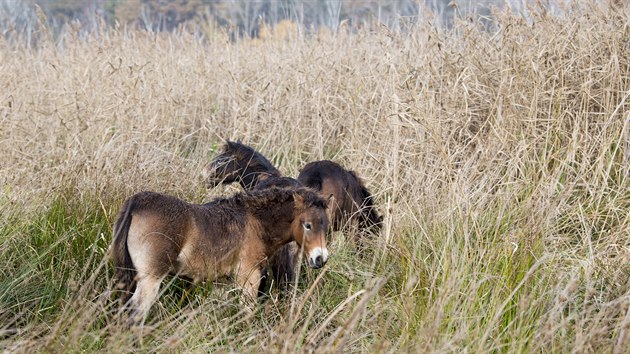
xmin=237 ymin=214 xmax=267 ymax=270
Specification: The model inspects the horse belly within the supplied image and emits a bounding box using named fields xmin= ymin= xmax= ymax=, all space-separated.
xmin=175 ymin=241 xmax=239 ymax=283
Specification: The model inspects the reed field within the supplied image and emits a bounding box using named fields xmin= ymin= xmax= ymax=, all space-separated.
xmin=0 ymin=3 xmax=629 ymax=353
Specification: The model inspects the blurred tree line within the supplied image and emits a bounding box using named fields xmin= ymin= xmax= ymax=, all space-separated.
xmin=1 ymin=0 xmax=519 ymax=41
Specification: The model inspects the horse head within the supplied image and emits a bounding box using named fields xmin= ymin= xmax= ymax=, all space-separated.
xmin=291 ymin=192 xmax=333 ymax=268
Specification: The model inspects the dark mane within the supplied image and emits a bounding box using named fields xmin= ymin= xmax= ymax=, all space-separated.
xmin=206 ymin=186 xmax=328 ymax=211
xmin=293 ymin=187 xmax=329 ymax=210
xmin=224 ymin=141 xmax=282 ymax=177
xmin=254 ymin=176 xmax=302 ymax=190
xmin=203 ymin=141 xmax=284 ymax=190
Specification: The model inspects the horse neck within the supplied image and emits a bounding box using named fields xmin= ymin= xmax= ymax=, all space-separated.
xmin=239 ymin=168 xmax=280 ymax=190
xmin=248 ymin=198 xmax=296 ymax=252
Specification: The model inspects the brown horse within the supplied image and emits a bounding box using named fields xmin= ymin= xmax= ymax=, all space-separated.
xmin=298 ymin=160 xmax=383 ymax=233
xmin=111 ymin=187 xmax=330 ymax=323
xmin=204 ymin=141 xmax=306 ymax=287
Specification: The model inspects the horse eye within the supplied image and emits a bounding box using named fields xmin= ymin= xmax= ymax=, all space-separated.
xmin=303 ymin=223 xmax=312 ymax=231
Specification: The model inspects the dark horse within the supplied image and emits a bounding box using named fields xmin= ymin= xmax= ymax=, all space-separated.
xmin=204 ymin=140 xmax=301 ymax=190
xmin=111 ymin=187 xmax=330 ymax=323
xmin=298 ymin=160 xmax=383 ymax=232
xmin=203 ymin=141 xmax=382 ymax=286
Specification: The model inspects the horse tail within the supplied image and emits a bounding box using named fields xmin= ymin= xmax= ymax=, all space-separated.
xmin=112 ymin=196 xmax=137 ymax=299
xmin=349 ymin=171 xmax=383 ymax=233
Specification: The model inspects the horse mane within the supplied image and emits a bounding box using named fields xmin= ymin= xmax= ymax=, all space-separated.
xmin=224 ymin=141 xmax=282 ymax=177
xmin=208 ymin=186 xmax=328 ymax=211
xmin=254 ymin=176 xmax=302 ymax=190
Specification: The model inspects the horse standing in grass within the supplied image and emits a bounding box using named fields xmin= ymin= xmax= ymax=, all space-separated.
xmin=111 ymin=187 xmax=330 ymax=323
xmin=204 ymin=141 xmax=305 ymax=287
xmin=203 ymin=141 xmax=382 ymax=286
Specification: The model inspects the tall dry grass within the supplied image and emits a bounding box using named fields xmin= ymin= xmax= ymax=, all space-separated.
xmin=0 ymin=2 xmax=629 ymax=353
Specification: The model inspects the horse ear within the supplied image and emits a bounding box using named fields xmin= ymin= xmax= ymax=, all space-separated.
xmin=293 ymin=193 xmax=305 ymax=207
xmin=326 ymin=194 xmax=335 ymax=222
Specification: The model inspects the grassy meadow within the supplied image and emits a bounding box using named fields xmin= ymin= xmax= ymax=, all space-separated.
xmin=1 ymin=4 xmax=629 ymax=353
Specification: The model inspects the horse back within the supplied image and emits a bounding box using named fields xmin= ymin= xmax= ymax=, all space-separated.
xmin=298 ymin=160 xmax=381 ymax=231
xmin=298 ymin=160 xmax=357 ymax=227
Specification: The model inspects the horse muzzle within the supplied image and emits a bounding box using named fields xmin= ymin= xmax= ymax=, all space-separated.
xmin=308 ymin=247 xmax=328 ymax=269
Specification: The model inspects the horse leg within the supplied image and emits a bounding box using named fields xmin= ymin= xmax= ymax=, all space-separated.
xmin=128 ymin=274 xmax=165 ymax=325
xmin=236 ymin=264 xmax=263 ymax=303
xmin=257 ymin=266 xmax=268 ymax=297
xmin=126 ymin=218 xmax=175 ymax=325
xmin=270 ymin=242 xmax=298 ymax=289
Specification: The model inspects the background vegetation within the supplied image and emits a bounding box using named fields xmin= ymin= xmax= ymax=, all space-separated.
xmin=0 ymin=1 xmax=629 ymax=352
xmin=3 ymin=0 xmax=541 ymax=42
